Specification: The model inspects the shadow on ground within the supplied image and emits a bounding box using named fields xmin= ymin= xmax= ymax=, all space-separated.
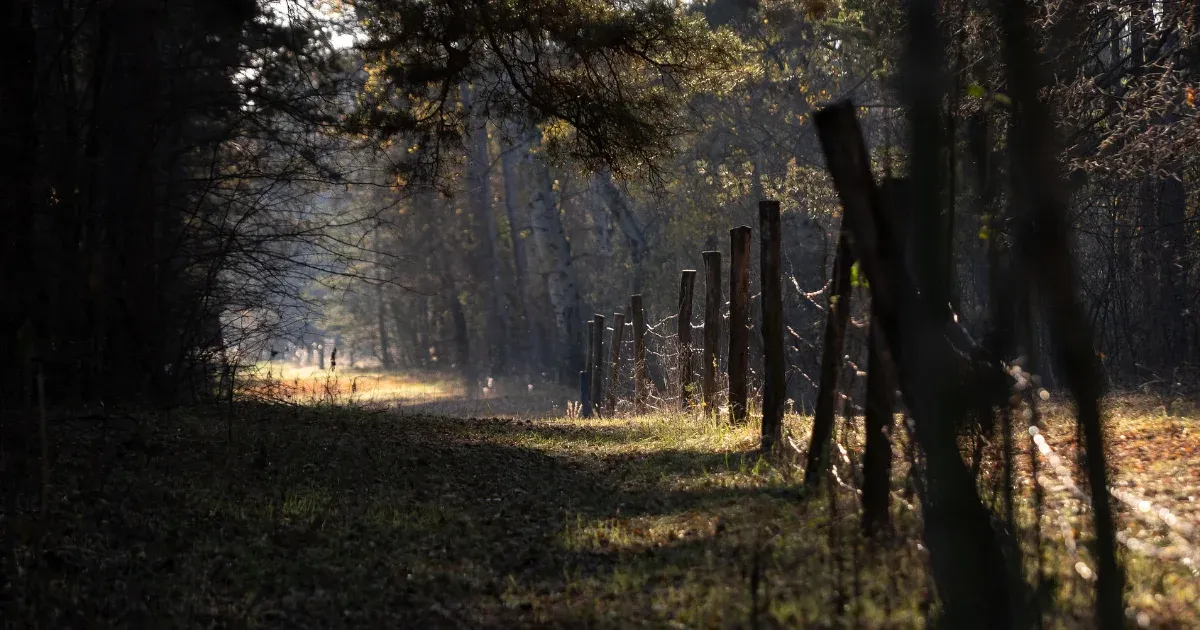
xmin=4 ymin=401 xmax=929 ymax=629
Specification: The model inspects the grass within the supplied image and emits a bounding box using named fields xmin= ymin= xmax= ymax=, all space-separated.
xmin=241 ymin=364 xmax=574 ymax=418
xmin=3 ymin=371 xmax=1198 ymax=628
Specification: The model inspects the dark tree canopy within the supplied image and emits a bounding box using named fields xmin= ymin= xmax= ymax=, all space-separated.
xmin=350 ymin=0 xmax=743 ymax=180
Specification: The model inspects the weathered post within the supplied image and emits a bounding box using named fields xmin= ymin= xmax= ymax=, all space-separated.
xmin=607 ymin=312 xmax=626 ymax=414
xmin=579 ymin=370 xmax=591 ymax=418
xmin=861 ymin=177 xmax=908 ymax=536
xmin=814 ymin=99 xmax=1013 ymax=627
xmin=803 ymin=231 xmax=855 ymax=489
xmin=631 ymin=295 xmax=647 ymax=413
xmin=591 ymin=313 xmax=605 ymax=415
xmin=702 ymin=251 xmax=722 ymax=416
xmin=583 ymin=319 xmax=595 ymax=418
xmin=677 ymin=270 xmax=697 ymax=409
xmin=728 ymin=226 xmax=751 ymax=423
xmin=759 ymin=201 xmax=785 ymax=452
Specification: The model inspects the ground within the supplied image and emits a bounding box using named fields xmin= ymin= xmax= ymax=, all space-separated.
xmin=3 ymin=369 xmax=1199 ymax=628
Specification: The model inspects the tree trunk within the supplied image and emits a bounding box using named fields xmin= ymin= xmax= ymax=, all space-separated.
xmin=463 ymin=85 xmax=509 ymax=373
xmin=375 ymin=280 xmax=393 ymax=370
xmin=528 ymin=143 xmax=584 ymax=380
xmin=448 ymin=285 xmax=474 ymax=394
xmin=501 ymin=129 xmax=541 ymax=373
xmin=594 ymin=170 xmax=651 ymax=294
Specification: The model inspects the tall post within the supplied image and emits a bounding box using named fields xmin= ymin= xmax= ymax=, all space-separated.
xmin=803 ymin=231 xmax=855 ymax=489
xmin=702 ymin=251 xmax=722 ymax=416
xmin=759 ymin=201 xmax=785 ymax=452
xmin=583 ymin=319 xmax=595 ymax=418
xmin=814 ymin=99 xmax=1014 ymax=627
xmin=591 ymin=313 xmax=605 ymax=416
xmin=631 ymin=295 xmax=647 ymax=413
xmin=607 ymin=313 xmax=626 ymax=414
xmin=861 ymin=177 xmax=908 ymax=536
xmin=729 ymin=226 xmax=752 ymax=423
xmin=677 ymin=270 xmax=697 ymax=409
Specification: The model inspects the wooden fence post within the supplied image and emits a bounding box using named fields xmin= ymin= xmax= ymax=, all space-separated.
xmin=579 ymin=370 xmax=591 ymax=418
xmin=591 ymin=313 xmax=605 ymax=415
xmin=677 ymin=270 xmax=697 ymax=409
xmin=759 ymin=201 xmax=785 ymax=452
xmin=702 ymin=251 xmax=722 ymax=416
xmin=814 ymin=99 xmax=1013 ymax=625
xmin=583 ymin=319 xmax=595 ymax=418
xmin=631 ymin=295 xmax=647 ymax=413
xmin=803 ymin=231 xmax=855 ymax=488
xmin=728 ymin=226 xmax=751 ymax=423
xmin=607 ymin=312 xmax=626 ymax=414
xmin=861 ymin=177 xmax=908 ymax=536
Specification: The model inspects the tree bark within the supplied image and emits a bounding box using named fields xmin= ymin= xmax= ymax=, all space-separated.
xmin=463 ymin=85 xmax=509 ymax=372
xmin=375 ymin=279 xmax=393 ymax=370
xmin=595 ymin=170 xmax=650 ymax=294
xmin=448 ymin=285 xmax=474 ymax=394
xmin=500 ymin=128 xmax=540 ymax=373
xmin=527 ymin=143 xmax=585 ymax=380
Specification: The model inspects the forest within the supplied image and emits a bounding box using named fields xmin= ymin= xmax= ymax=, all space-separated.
xmin=2 ymin=0 xmax=1199 ymax=627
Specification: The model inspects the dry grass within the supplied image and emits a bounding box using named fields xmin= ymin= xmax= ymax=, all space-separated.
xmin=240 ymin=366 xmax=575 ymax=418
xmin=4 ymin=374 xmax=1198 ymax=628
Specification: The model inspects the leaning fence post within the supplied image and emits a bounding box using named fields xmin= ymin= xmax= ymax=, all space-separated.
xmin=607 ymin=312 xmax=626 ymax=414
xmin=728 ymin=226 xmax=752 ymax=423
xmin=591 ymin=313 xmax=605 ymax=415
xmin=702 ymin=251 xmax=722 ymax=416
xmin=677 ymin=270 xmax=697 ymax=409
xmin=861 ymin=177 xmax=908 ymax=536
xmin=803 ymin=230 xmax=855 ymax=489
xmin=583 ymin=319 xmax=595 ymax=418
xmin=759 ymin=201 xmax=785 ymax=452
xmin=631 ymin=295 xmax=647 ymax=413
